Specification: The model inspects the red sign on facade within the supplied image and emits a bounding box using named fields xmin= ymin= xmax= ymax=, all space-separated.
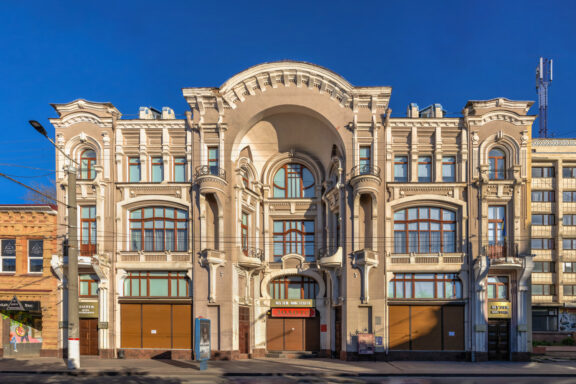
xmin=271 ymin=308 xmax=316 ymax=318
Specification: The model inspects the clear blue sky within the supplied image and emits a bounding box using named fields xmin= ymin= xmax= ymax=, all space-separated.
xmin=0 ymin=0 xmax=574 ymax=203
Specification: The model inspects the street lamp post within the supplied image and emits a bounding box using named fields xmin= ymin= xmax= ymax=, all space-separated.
xmin=30 ymin=120 xmax=80 ymax=369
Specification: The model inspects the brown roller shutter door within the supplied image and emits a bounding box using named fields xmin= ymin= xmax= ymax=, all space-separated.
xmin=121 ymin=304 xmax=141 ymax=348
xmin=389 ymin=306 xmax=410 ymax=350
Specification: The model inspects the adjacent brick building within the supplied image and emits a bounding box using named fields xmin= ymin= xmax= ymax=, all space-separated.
xmin=0 ymin=205 xmax=59 ymax=357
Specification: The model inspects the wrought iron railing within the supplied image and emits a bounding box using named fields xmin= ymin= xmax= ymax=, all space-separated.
xmin=350 ymin=164 xmax=381 ymax=178
xmin=485 ymin=242 xmax=518 ymax=260
xmin=195 ymin=165 xmax=227 ymax=180
xmin=242 ymin=247 xmax=265 ymax=261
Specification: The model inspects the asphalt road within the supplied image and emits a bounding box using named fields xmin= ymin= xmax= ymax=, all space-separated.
xmin=1 ymin=374 xmax=575 ymax=384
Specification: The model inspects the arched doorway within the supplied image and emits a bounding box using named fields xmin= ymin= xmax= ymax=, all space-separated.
xmin=266 ymin=275 xmax=320 ymax=352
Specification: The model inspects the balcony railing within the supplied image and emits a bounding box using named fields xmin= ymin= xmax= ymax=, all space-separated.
xmin=350 ymin=164 xmax=381 ymax=178
xmin=485 ymin=242 xmax=518 ymax=260
xmin=80 ymin=243 xmax=97 ymax=256
xmin=195 ymin=165 xmax=227 ymax=180
xmin=242 ymin=246 xmax=265 ymax=261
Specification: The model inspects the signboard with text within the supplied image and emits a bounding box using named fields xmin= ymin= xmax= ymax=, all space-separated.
xmin=488 ymin=301 xmax=511 ymax=318
xmin=271 ymin=308 xmax=316 ymax=317
xmin=79 ymin=301 xmax=99 ymax=318
xmin=0 ymin=297 xmax=40 ymax=312
xmin=270 ymin=299 xmax=315 ymax=308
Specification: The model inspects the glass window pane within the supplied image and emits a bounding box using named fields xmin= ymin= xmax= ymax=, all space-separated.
xmin=149 ymin=278 xmax=169 ymax=296
xmin=414 ymin=281 xmax=434 ymax=298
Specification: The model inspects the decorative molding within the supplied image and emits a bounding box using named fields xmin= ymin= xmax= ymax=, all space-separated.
xmin=466 ymin=111 xmax=535 ymax=127
xmin=183 ymin=61 xmax=391 ymax=111
xmin=389 ymin=118 xmax=461 ymax=128
xmin=117 ymin=120 xmax=186 ymax=130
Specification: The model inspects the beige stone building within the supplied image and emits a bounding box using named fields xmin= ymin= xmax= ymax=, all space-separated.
xmin=48 ymin=61 xmax=536 ymax=361
xmin=531 ymin=139 xmax=576 ymax=340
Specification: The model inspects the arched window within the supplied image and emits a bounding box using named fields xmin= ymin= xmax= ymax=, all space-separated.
xmin=80 ymin=149 xmax=96 ymax=180
xmin=130 ymin=207 xmax=188 ymax=252
xmin=273 ymin=163 xmax=315 ymax=198
xmin=394 ymin=207 xmax=456 ymax=253
xmin=269 ymin=275 xmax=319 ymax=299
xmin=489 ymin=148 xmax=506 ymax=180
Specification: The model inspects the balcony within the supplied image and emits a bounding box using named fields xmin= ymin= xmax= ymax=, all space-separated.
xmin=118 ymin=251 xmax=191 ymax=263
xmin=317 ymin=246 xmax=342 ymax=268
xmin=194 ymin=165 xmax=228 ymax=193
xmin=238 ymin=247 xmax=265 ymax=269
xmin=485 ymin=242 xmax=522 ymax=268
xmin=389 ymin=252 xmax=464 ymax=265
xmin=80 ymin=243 xmax=98 ymax=257
xmin=349 ymin=165 xmax=381 ymax=194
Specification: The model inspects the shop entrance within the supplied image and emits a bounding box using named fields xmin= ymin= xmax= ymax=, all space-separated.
xmin=266 ymin=316 xmax=320 ymax=351
xmin=488 ymin=320 xmax=509 ymax=360
xmin=80 ymin=318 xmax=99 ymax=355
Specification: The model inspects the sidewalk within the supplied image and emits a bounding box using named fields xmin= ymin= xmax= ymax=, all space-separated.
xmin=0 ymin=357 xmax=575 ymax=377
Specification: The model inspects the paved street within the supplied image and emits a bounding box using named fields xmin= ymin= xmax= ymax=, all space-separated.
xmin=0 ymin=358 xmax=576 ymax=383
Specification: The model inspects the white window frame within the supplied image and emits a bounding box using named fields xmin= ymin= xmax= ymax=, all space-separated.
xmin=28 ymin=239 xmax=44 ymax=274
xmin=0 ymin=239 xmax=16 ymax=273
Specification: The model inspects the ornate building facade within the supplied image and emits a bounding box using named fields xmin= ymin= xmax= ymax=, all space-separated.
xmin=49 ymin=61 xmax=536 ymax=360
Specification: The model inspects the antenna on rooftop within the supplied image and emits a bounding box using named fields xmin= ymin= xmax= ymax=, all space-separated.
xmin=536 ymin=57 xmax=553 ymax=138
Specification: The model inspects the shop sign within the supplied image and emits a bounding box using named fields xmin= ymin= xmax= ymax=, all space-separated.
xmin=270 ymin=299 xmax=315 ymax=308
xmin=488 ymin=301 xmax=511 ymax=318
xmin=0 ymin=297 xmax=40 ymax=312
xmin=271 ymin=308 xmax=316 ymax=317
xmin=79 ymin=301 xmax=99 ymax=318
xmin=358 ymin=333 xmax=375 ymax=355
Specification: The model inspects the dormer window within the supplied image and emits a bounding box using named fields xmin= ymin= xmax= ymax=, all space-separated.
xmin=80 ymin=149 xmax=96 ymax=180
xmin=489 ymin=148 xmax=506 ymax=180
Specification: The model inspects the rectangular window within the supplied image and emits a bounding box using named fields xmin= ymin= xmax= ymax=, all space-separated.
xmin=563 ymin=262 xmax=576 ymax=273
xmin=241 ymin=212 xmax=249 ymax=254
xmin=488 ymin=206 xmax=506 ymax=245
xmin=28 ymin=239 xmax=43 ymax=273
xmin=208 ymin=146 xmax=219 ymax=175
xmin=533 ymin=261 xmax=555 ymax=273
xmin=564 ymin=239 xmax=576 ymax=250
xmin=123 ymin=271 xmax=188 ymax=297
xmin=151 ymin=156 xmax=163 ymax=182
xmin=564 ymin=285 xmax=576 ymax=296
xmin=388 ymin=273 xmax=462 ymax=299
xmin=532 ymin=190 xmax=555 ymax=202
xmin=417 ymin=156 xmax=432 ymax=182
xmin=273 ymin=220 xmax=315 ymax=262
xmin=563 ymin=167 xmax=576 ymax=178
xmin=81 ymin=206 xmax=97 ymax=256
xmin=532 ymin=167 xmax=555 ymax=178
xmin=532 ymin=284 xmax=555 ymax=296
xmin=442 ymin=156 xmax=456 ymax=182
xmin=533 ymin=308 xmax=558 ymax=331
xmin=359 ymin=146 xmax=372 ymax=174
xmin=174 ymin=157 xmax=186 ymax=182
xmin=563 ymin=191 xmax=576 ymax=202
xmin=487 ymin=276 xmax=509 ymax=300
xmin=563 ymin=214 xmax=576 ymax=226
xmin=129 ymin=157 xmax=141 ymax=182
xmin=80 ymin=274 xmax=99 ymax=297
xmin=531 ymin=238 xmax=555 ymax=250
xmin=0 ymin=239 xmax=16 ymax=273
xmin=394 ymin=156 xmax=408 ymax=182
xmin=532 ymin=214 xmax=555 ymax=226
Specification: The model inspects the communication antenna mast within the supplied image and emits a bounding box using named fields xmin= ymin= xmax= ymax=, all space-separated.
xmin=536 ymin=57 xmax=553 ymax=138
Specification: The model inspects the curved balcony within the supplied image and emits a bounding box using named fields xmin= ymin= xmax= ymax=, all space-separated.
xmin=349 ymin=165 xmax=381 ymax=193
xmin=485 ymin=242 xmax=522 ymax=268
xmin=317 ymin=246 xmax=342 ymax=268
xmin=238 ymin=247 xmax=265 ymax=269
xmin=195 ymin=165 xmax=228 ymax=193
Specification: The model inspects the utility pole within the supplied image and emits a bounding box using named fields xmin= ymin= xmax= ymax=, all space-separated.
xmin=29 ymin=120 xmax=80 ymax=369
xmin=536 ymin=57 xmax=553 ymax=138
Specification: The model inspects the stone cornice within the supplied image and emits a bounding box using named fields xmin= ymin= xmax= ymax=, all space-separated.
xmin=117 ymin=120 xmax=186 ymax=129
xmin=389 ymin=118 xmax=462 ymax=128
xmin=465 ymin=97 xmax=533 ymax=113
xmin=51 ymin=99 xmax=121 ymax=117
xmin=466 ymin=111 xmax=536 ymax=127
xmin=50 ymin=113 xmax=114 ymax=129
xmin=183 ymin=61 xmax=391 ymax=111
